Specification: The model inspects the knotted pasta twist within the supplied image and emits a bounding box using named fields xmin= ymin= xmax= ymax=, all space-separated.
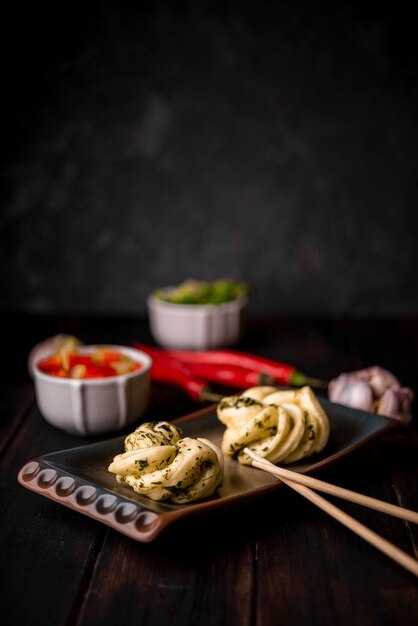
xmin=108 ymin=421 xmax=224 ymax=504
xmin=217 ymin=386 xmax=330 ymax=465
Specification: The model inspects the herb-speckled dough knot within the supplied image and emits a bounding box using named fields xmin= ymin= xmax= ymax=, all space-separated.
xmin=108 ymin=421 xmax=224 ymax=504
xmin=217 ymin=386 xmax=330 ymax=465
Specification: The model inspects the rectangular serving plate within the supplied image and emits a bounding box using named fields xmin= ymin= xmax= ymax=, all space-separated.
xmin=18 ymin=398 xmax=399 ymax=542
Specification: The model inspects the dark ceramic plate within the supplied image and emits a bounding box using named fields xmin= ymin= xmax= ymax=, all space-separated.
xmin=18 ymin=398 xmax=399 ymax=542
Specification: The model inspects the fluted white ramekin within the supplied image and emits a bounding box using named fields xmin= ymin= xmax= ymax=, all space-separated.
xmin=33 ymin=345 xmax=152 ymax=436
xmin=147 ymin=293 xmax=248 ymax=350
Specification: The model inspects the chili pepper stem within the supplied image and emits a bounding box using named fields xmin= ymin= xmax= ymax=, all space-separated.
xmin=290 ymin=371 xmax=329 ymax=389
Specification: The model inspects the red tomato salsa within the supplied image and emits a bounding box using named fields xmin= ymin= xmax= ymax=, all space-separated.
xmin=37 ymin=338 xmax=141 ymax=379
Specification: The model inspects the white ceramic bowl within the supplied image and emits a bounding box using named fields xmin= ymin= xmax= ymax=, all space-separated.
xmin=147 ymin=293 xmax=248 ymax=350
xmin=33 ymin=345 xmax=152 ymax=436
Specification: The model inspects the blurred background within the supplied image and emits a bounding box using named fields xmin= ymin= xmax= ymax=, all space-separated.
xmin=1 ymin=0 xmax=417 ymax=318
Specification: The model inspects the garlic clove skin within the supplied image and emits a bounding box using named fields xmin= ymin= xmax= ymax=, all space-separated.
xmin=328 ymin=373 xmax=350 ymax=404
xmin=329 ymin=375 xmax=373 ymax=412
xmin=352 ymin=366 xmax=400 ymax=398
xmin=339 ymin=380 xmax=374 ymax=412
xmin=377 ymin=387 xmax=414 ymax=424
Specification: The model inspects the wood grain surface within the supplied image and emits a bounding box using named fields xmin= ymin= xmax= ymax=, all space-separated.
xmin=1 ymin=315 xmax=417 ymax=626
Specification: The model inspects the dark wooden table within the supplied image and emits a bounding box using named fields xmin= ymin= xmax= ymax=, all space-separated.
xmin=1 ymin=314 xmax=418 ymax=626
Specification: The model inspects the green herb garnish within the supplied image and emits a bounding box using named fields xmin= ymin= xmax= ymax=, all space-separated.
xmin=154 ymin=279 xmax=249 ymax=305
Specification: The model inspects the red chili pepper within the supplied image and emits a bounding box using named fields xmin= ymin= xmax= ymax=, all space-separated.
xmin=82 ymin=364 xmax=118 ymax=378
xmin=151 ymin=359 xmax=220 ymax=402
xmin=135 ymin=347 xmax=271 ymax=391
xmin=132 ymin=343 xmax=167 ymax=363
xmin=93 ymin=350 xmax=123 ymax=364
xmin=133 ymin=343 xmax=326 ymax=388
xmin=174 ymin=361 xmax=275 ymax=388
xmin=68 ymin=354 xmax=93 ymax=368
xmin=37 ymin=356 xmax=63 ymax=374
xmin=132 ymin=344 xmax=219 ymax=401
xmin=37 ymin=345 xmax=140 ymax=379
xmin=134 ymin=343 xmax=272 ymax=401
xmin=134 ymin=342 xmax=278 ymax=393
xmin=162 ymin=348 xmax=297 ymax=383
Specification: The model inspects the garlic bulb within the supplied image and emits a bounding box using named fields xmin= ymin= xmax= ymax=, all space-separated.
xmin=217 ymin=386 xmax=330 ymax=465
xmin=328 ymin=366 xmax=413 ymax=423
xmin=108 ymin=421 xmax=224 ymax=504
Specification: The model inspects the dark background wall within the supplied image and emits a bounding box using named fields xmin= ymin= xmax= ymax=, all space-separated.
xmin=1 ymin=0 xmax=417 ymax=317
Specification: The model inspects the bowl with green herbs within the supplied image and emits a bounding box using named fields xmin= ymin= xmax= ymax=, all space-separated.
xmin=148 ymin=279 xmax=249 ymax=350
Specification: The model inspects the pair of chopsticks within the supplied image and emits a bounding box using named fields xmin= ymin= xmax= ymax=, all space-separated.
xmin=244 ymin=448 xmax=418 ymax=577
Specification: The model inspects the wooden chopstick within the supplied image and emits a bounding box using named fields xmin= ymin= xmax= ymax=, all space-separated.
xmin=244 ymin=448 xmax=418 ymax=578
xmin=245 ymin=452 xmax=418 ymax=524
